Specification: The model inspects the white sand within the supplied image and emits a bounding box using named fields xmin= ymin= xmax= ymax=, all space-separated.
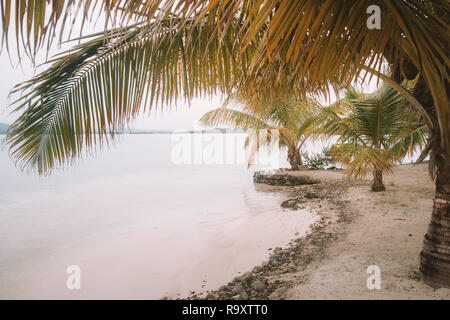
xmin=286 ymin=163 xmax=450 ymax=300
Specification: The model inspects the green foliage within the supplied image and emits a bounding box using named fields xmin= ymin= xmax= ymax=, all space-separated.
xmin=301 ymin=147 xmax=333 ymax=170
xmin=316 ymin=85 xmax=429 ymax=179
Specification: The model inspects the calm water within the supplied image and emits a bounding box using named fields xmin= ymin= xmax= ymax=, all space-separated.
xmin=0 ymin=134 xmax=317 ymax=299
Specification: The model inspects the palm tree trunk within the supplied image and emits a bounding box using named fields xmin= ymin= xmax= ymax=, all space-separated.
xmin=371 ymin=169 xmax=385 ymax=192
xmin=287 ymin=144 xmax=303 ymax=170
xmin=420 ymin=152 xmax=450 ymax=288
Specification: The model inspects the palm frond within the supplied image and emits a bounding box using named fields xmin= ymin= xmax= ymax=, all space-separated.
xmin=390 ymin=123 xmax=429 ymax=161
xmin=3 ymin=1 xmax=449 ymax=174
xmin=200 ymin=93 xmax=317 ymax=168
xmin=331 ymin=143 xmax=393 ymax=180
xmin=6 ymin=17 xmax=246 ymax=173
xmin=199 ymin=107 xmax=269 ymax=129
xmin=244 ymin=126 xmax=294 ymax=167
xmin=312 ymin=106 xmax=360 ymax=144
xmin=1 ymin=0 xmax=103 ymax=60
xmin=318 ymin=83 xmax=428 ymax=179
xmin=350 ymin=84 xmax=405 ymax=147
xmin=326 ymin=85 xmax=367 ymax=114
xmin=184 ymin=0 xmax=450 ymax=154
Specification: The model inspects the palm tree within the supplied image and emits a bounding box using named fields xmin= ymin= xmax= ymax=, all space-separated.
xmin=1 ymin=0 xmax=449 ymax=287
xmin=317 ymin=85 xmax=429 ymax=192
xmin=199 ymin=94 xmax=319 ymax=170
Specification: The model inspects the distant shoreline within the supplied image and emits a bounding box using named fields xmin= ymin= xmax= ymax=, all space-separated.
xmin=121 ymin=129 xmax=247 ymax=134
xmin=0 ymin=128 xmax=247 ymax=135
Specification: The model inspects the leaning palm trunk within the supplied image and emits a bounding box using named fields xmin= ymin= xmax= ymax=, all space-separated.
xmin=287 ymin=143 xmax=303 ymax=170
xmin=420 ymin=150 xmax=450 ymax=288
xmin=371 ymin=169 xmax=385 ymax=192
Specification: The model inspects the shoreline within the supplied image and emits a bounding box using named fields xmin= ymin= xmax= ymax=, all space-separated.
xmin=186 ymin=170 xmax=358 ymax=300
xmin=186 ymin=163 xmax=450 ymax=300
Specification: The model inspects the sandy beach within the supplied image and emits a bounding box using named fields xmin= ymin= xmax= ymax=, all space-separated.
xmin=191 ymin=163 xmax=450 ymax=300
xmin=288 ymin=163 xmax=450 ymax=299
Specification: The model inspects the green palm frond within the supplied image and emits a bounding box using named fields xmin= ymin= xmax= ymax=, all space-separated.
xmin=199 ymin=107 xmax=269 ymax=130
xmin=390 ymin=123 xmax=429 ymax=161
xmin=318 ymin=84 xmax=428 ymax=179
xmin=6 ymin=17 xmax=247 ymax=174
xmin=350 ymin=85 xmax=406 ymax=147
xmin=331 ymin=143 xmax=393 ymax=180
xmin=200 ymin=105 xmax=300 ymax=167
xmin=313 ymin=106 xmax=360 ymax=143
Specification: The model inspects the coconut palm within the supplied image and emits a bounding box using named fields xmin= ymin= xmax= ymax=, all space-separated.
xmin=1 ymin=0 xmax=449 ymax=287
xmin=317 ymin=85 xmax=429 ymax=191
xmin=200 ymin=94 xmax=319 ymax=170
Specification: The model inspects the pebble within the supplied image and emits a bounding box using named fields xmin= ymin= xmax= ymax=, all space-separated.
xmin=268 ymin=286 xmax=288 ymax=300
xmin=271 ymin=270 xmax=282 ymax=276
xmin=269 ymin=254 xmax=282 ymax=261
xmin=206 ymin=293 xmax=218 ymax=300
xmin=239 ymin=291 xmax=249 ymax=300
xmin=232 ymin=283 xmax=244 ymax=294
xmin=252 ymin=280 xmax=266 ymax=291
xmin=252 ymin=266 xmax=263 ymax=273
